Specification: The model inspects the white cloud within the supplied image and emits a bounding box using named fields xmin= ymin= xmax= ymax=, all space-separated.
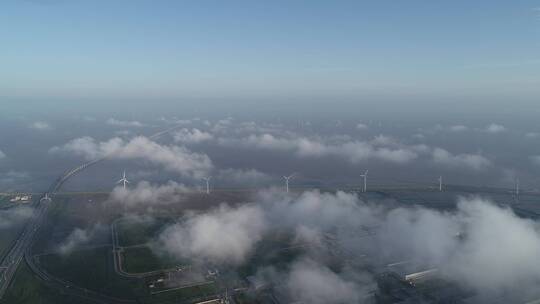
xmin=432 ymin=148 xmax=491 ymax=170
xmin=485 ymin=123 xmax=506 ymax=133
xmin=156 ymin=203 xmax=267 ymax=265
xmin=109 ymin=181 xmax=191 ymax=208
xmin=107 ymin=118 xmax=144 ymax=127
xmin=50 ymin=136 xmax=213 ymax=178
xmin=30 ymin=121 xmax=51 ymax=130
xmin=287 ymin=258 xmax=363 ymax=304
xmin=0 ymin=206 xmax=33 ymax=229
xmin=356 ymin=123 xmax=368 ymax=130
xmin=148 ymin=187 xmax=540 ymax=301
xmin=449 ymin=125 xmax=468 ymax=132
xmin=58 ymin=224 xmax=104 ymax=255
xmin=173 ymin=128 xmax=213 ymax=143
xmin=229 ymin=134 xmax=419 ymax=164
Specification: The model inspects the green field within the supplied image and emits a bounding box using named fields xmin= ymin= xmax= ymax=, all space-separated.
xmin=122 ymin=246 xmax=184 ymax=274
xmin=117 ymin=217 xmax=172 ymax=247
xmin=0 ymin=262 xmax=96 ymax=304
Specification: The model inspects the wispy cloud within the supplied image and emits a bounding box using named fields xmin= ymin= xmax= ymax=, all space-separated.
xmin=106 ymin=118 xmax=144 ymax=127
xmin=484 ymin=123 xmax=506 ymax=134
xmin=30 ymin=121 xmax=51 ymax=130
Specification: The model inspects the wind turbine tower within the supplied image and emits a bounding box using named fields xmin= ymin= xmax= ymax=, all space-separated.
xmin=117 ymin=171 xmax=130 ymax=189
xmin=202 ymin=177 xmax=211 ymax=194
xmin=283 ymin=173 xmax=295 ymax=193
xmin=438 ymin=176 xmax=443 ymax=192
xmin=360 ymin=170 xmax=369 ymax=193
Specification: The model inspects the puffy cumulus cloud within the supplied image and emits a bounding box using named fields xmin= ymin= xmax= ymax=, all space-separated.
xmin=173 ymin=128 xmax=213 ymax=143
xmin=106 ymin=118 xmax=144 ymax=127
xmin=259 ymin=189 xmax=380 ymax=232
xmin=149 ymin=187 xmax=540 ymax=301
xmin=50 ymin=136 xmax=213 ymax=178
xmin=378 ymin=205 xmax=460 ymax=264
xmin=230 ymin=134 xmax=419 ymax=164
xmin=356 ymin=123 xmax=368 ymax=130
xmin=286 ymin=258 xmax=365 ymax=304
xmin=156 ymin=204 xmax=267 ymax=265
xmin=216 ymin=168 xmax=272 ymax=187
xmin=485 ymin=123 xmax=506 ymax=133
xmin=275 ymin=193 xmax=540 ymax=299
xmin=446 ymin=200 xmax=540 ymax=294
xmin=114 ymin=130 xmax=131 ymax=136
xmin=58 ymin=224 xmax=105 ymax=255
xmin=0 ymin=206 xmax=33 ymax=229
xmin=372 ymin=197 xmax=540 ymax=299
xmin=239 ymin=134 xmax=295 ymax=151
xmin=209 ymin=117 xmax=234 ymax=134
xmin=432 ymin=148 xmax=491 ymax=170
xmin=449 ymin=124 xmax=468 ymax=132
xmin=30 ymin=121 xmax=51 ymax=130
xmin=49 ymin=136 xmax=114 ymax=159
xmin=108 ymin=181 xmax=191 ymax=208
xmin=430 ymin=124 xmax=469 ymax=133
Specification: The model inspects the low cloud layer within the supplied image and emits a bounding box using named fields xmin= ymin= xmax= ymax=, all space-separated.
xmin=108 ymin=181 xmax=191 ymax=208
xmin=219 ymin=133 xmax=490 ymax=170
xmin=156 ymin=204 xmax=266 ymax=265
xmin=150 ymin=188 xmax=540 ymax=301
xmin=30 ymin=121 xmax=51 ymax=130
xmin=173 ymin=128 xmax=213 ymax=143
xmin=107 ymin=118 xmax=144 ymax=127
xmin=223 ymin=133 xmax=420 ymax=164
xmin=0 ymin=206 xmax=34 ymax=229
xmin=50 ymin=136 xmax=213 ymax=178
xmin=432 ymin=148 xmax=491 ymax=170
xmin=286 ymin=258 xmax=369 ymax=304
xmin=58 ymin=223 xmax=105 ymax=255
xmin=485 ymin=123 xmax=506 ymax=133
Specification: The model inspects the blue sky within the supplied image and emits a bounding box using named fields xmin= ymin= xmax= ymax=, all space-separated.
xmin=1 ymin=0 xmax=540 ymax=101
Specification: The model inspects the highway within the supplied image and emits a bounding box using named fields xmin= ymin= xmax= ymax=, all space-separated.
xmin=0 ymin=197 xmax=49 ymax=298
xmin=0 ymin=157 xmax=108 ymax=301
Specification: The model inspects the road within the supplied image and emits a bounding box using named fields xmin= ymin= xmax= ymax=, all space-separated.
xmin=0 ymin=197 xmax=49 ymax=298
xmin=0 ymin=153 xmax=105 ymax=300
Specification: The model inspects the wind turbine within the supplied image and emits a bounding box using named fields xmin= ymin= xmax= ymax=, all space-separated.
xmin=438 ymin=176 xmax=443 ymax=192
xmin=117 ymin=171 xmax=130 ymax=189
xmin=283 ymin=173 xmax=295 ymax=193
xmin=202 ymin=177 xmax=211 ymax=194
xmin=40 ymin=193 xmax=51 ymax=203
xmin=360 ymin=170 xmax=368 ymax=193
